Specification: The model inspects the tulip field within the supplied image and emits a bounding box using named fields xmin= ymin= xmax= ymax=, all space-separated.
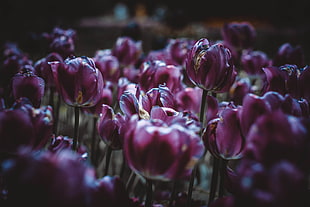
xmin=0 ymin=21 xmax=310 ymax=207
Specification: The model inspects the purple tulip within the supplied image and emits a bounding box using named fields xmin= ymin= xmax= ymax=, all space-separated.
xmin=11 ymin=65 xmax=45 ymax=107
xmin=273 ymin=43 xmax=305 ymax=68
xmin=244 ymin=110 xmax=309 ymax=168
xmin=231 ymin=159 xmax=309 ymax=207
xmin=97 ymin=104 xmax=126 ymax=150
xmin=175 ymin=87 xmax=202 ymax=114
xmin=50 ymin=56 xmax=104 ymax=107
xmin=124 ymin=115 xmax=204 ymax=180
xmin=239 ymin=93 xmax=273 ymax=137
xmin=47 ymin=135 xmax=88 ymax=160
xmin=241 ymin=50 xmax=270 ymax=75
xmin=82 ymin=81 xmax=113 ymax=117
xmin=203 ymin=105 xmax=245 ymax=160
xmin=222 ymin=21 xmax=256 ymax=51
xmin=43 ymin=27 xmax=77 ymax=42
xmin=0 ymin=98 xmax=53 ymax=153
xmin=112 ymin=36 xmax=142 ymax=66
xmin=49 ymin=35 xmax=75 ymax=59
xmin=141 ymin=85 xmax=176 ymax=113
xmin=229 ymin=77 xmax=252 ymax=106
xmin=1 ymin=149 xmax=96 ymax=207
xmin=90 ymin=176 xmax=132 ymax=207
xmin=34 ymin=52 xmax=64 ymax=87
xmin=93 ymin=50 xmax=120 ymax=83
xmin=165 ymin=38 xmax=195 ymax=66
xmin=186 ymin=39 xmax=237 ymax=93
xmin=139 ymin=60 xmax=183 ymax=94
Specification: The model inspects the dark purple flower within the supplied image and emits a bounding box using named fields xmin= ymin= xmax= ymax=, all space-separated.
xmin=165 ymin=38 xmax=195 ymax=66
xmin=141 ymin=85 xmax=176 ymax=113
xmin=82 ymin=81 xmax=113 ymax=117
xmin=222 ymin=21 xmax=256 ymax=51
xmin=90 ymin=176 xmax=132 ymax=207
xmin=97 ymin=104 xmax=126 ymax=150
xmin=0 ymin=98 xmax=53 ymax=153
xmin=124 ymin=115 xmax=204 ymax=180
xmin=229 ymin=77 xmax=252 ymax=106
xmin=186 ymin=39 xmax=237 ymax=93
xmin=48 ymin=135 xmax=88 ymax=160
xmin=139 ymin=60 xmax=183 ymax=94
xmin=50 ymin=56 xmax=104 ymax=107
xmin=203 ymin=105 xmax=245 ymax=160
xmin=11 ymin=65 xmax=45 ymax=107
xmin=1 ymin=149 xmax=96 ymax=207
xmin=93 ymin=50 xmax=120 ymax=83
xmin=175 ymin=87 xmax=202 ymax=114
xmin=112 ymin=36 xmax=142 ymax=66
xmin=49 ymin=35 xmax=75 ymax=59
xmin=34 ymin=52 xmax=64 ymax=87
xmin=273 ymin=43 xmax=305 ymax=68
xmin=299 ymin=65 xmax=310 ymax=102
xmin=239 ymin=93 xmax=274 ymax=137
xmin=241 ymin=50 xmax=270 ymax=75
xmin=244 ymin=110 xmax=309 ymax=168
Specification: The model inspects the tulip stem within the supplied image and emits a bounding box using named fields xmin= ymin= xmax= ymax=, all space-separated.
xmin=169 ymin=181 xmax=178 ymax=207
xmin=145 ymin=179 xmax=153 ymax=207
xmin=187 ymin=89 xmax=208 ymax=207
xmin=72 ymin=106 xmax=80 ymax=151
xmin=218 ymin=159 xmax=227 ymax=198
xmin=104 ymin=145 xmax=113 ymax=176
xmin=91 ymin=116 xmax=98 ymax=166
xmin=208 ymin=156 xmax=220 ymax=205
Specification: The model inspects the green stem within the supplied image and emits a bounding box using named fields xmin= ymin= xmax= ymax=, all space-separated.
xmin=145 ymin=179 xmax=153 ymax=207
xmin=208 ymin=157 xmax=220 ymax=205
xmin=187 ymin=89 xmax=208 ymax=207
xmin=72 ymin=106 xmax=80 ymax=151
xmin=104 ymin=145 xmax=113 ymax=176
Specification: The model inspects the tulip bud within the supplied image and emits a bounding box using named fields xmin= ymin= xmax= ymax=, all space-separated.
xmin=11 ymin=65 xmax=45 ymax=108
xmin=273 ymin=43 xmax=305 ymax=68
xmin=50 ymin=56 xmax=104 ymax=107
xmin=186 ymin=39 xmax=237 ymax=93
xmin=241 ymin=50 xmax=270 ymax=75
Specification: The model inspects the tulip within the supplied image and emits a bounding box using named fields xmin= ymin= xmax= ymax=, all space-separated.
xmin=185 ymin=39 xmax=237 ymax=93
xmin=11 ymin=65 xmax=45 ymax=108
xmin=273 ymin=43 xmax=305 ymax=68
xmin=50 ymin=56 xmax=104 ymax=151
xmin=34 ymin=52 xmax=64 ymax=88
xmin=139 ymin=60 xmax=183 ymax=94
xmin=165 ymin=38 xmax=195 ymax=66
xmin=50 ymin=56 xmax=104 ymax=107
xmin=1 ymin=149 xmax=96 ymax=207
xmin=112 ymin=36 xmax=142 ymax=67
xmin=0 ymin=98 xmax=53 ymax=154
xmin=90 ymin=176 xmax=132 ymax=207
xmin=222 ymin=21 xmax=256 ymax=52
xmin=244 ymin=110 xmax=309 ymax=169
xmin=229 ymin=77 xmax=252 ymax=106
xmin=239 ymin=93 xmax=274 ymax=137
xmin=175 ymin=87 xmax=202 ymax=114
xmin=203 ymin=105 xmax=245 ymax=160
xmin=231 ymin=159 xmax=308 ymax=207
xmin=49 ymin=36 xmax=75 ymax=59
xmin=93 ymin=50 xmax=120 ymax=83
xmin=124 ymin=115 xmax=204 ymax=181
xmin=241 ymin=50 xmax=270 ymax=75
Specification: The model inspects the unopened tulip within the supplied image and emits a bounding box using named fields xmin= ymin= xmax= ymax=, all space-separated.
xmin=50 ymin=56 xmax=104 ymax=107
xmin=186 ymin=39 xmax=237 ymax=93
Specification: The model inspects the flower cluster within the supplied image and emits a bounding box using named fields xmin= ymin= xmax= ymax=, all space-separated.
xmin=0 ymin=21 xmax=309 ymax=207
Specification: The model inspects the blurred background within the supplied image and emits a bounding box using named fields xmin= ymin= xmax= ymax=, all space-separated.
xmin=1 ymin=0 xmax=310 ymax=60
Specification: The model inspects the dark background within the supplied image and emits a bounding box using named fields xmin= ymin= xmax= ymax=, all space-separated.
xmin=1 ymin=0 xmax=310 ymax=59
